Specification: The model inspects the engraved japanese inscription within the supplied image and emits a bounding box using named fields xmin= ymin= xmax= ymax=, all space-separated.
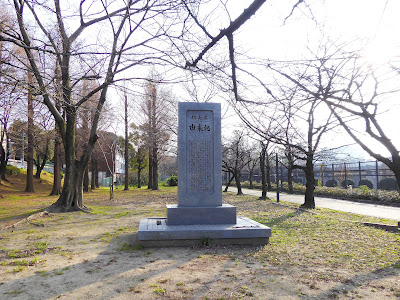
xmin=186 ymin=110 xmax=214 ymax=193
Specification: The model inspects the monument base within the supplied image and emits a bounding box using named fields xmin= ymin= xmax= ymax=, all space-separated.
xmin=137 ymin=216 xmax=271 ymax=247
xmin=166 ymin=204 xmax=236 ymax=225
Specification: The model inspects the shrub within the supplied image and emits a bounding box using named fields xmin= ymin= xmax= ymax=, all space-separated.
xmin=60 ymin=171 xmax=64 ymax=179
xmin=358 ymin=179 xmax=373 ymax=189
xmin=166 ymin=176 xmax=178 ymax=186
xmin=325 ymin=179 xmax=337 ymax=187
xmin=341 ymin=179 xmax=355 ymax=188
xmin=6 ymin=165 xmax=20 ymax=175
xmin=359 ymin=185 xmax=371 ymax=193
xmin=378 ymin=178 xmax=398 ymax=191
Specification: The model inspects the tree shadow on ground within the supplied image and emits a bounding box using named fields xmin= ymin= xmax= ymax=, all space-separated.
xmin=314 ymin=260 xmax=400 ymax=298
xmin=259 ymin=209 xmax=308 ymax=227
xmin=1 ymin=232 xmax=263 ymax=299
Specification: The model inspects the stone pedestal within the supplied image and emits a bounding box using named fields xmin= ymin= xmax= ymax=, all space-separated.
xmin=167 ymin=204 xmax=236 ymax=225
xmin=138 ymin=102 xmax=271 ymax=245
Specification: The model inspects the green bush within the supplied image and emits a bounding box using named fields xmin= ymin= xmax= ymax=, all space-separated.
xmin=378 ymin=178 xmax=398 ymax=191
xmin=6 ymin=165 xmax=20 ymax=175
xmin=358 ymin=179 xmax=373 ymax=189
xmin=358 ymin=185 xmax=370 ymax=193
xmin=341 ymin=179 xmax=355 ymax=188
xmin=60 ymin=171 xmax=64 ymax=179
xmin=166 ymin=176 xmax=178 ymax=186
xmin=325 ymin=179 xmax=337 ymax=187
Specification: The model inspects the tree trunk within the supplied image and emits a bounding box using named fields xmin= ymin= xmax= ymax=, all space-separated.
xmin=235 ymin=172 xmax=243 ymax=195
xmin=95 ymin=163 xmax=99 ymax=188
xmin=249 ymin=170 xmax=253 ymax=189
xmin=302 ymin=156 xmax=315 ymax=209
xmin=34 ymin=157 xmax=46 ymax=179
xmin=25 ymin=72 xmax=34 ymax=193
xmin=91 ymin=157 xmax=96 ymax=191
xmin=83 ymin=164 xmax=89 ymax=192
xmin=152 ymin=147 xmax=158 ymax=190
xmin=50 ymin=135 xmax=62 ymax=195
xmin=47 ymin=161 xmax=85 ymax=212
xmin=259 ymin=147 xmax=267 ymax=199
xmin=137 ymin=167 xmax=142 ymax=188
xmin=266 ymin=157 xmax=272 ymax=191
xmin=0 ymin=143 xmax=8 ymax=182
xmin=51 ymin=69 xmax=62 ymax=196
xmin=47 ymin=110 xmax=87 ymax=212
xmin=124 ymin=94 xmax=129 ymax=190
xmin=148 ymin=148 xmax=153 ymax=189
xmin=287 ymin=166 xmax=294 ymax=194
xmin=224 ymin=173 xmax=234 ymax=192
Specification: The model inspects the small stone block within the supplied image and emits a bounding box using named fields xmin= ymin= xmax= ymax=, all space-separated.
xmin=167 ymin=204 xmax=236 ymax=225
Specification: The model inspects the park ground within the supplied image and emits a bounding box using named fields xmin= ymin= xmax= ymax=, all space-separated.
xmin=0 ymin=172 xmax=399 ymax=299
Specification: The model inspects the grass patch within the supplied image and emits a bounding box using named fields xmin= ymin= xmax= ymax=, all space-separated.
xmin=230 ymin=194 xmax=400 ymax=272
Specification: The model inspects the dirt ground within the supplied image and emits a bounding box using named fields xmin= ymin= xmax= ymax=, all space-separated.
xmin=0 ymin=190 xmax=399 ymax=299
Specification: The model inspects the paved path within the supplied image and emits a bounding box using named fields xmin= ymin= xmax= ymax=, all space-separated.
xmin=226 ymin=187 xmax=400 ymax=221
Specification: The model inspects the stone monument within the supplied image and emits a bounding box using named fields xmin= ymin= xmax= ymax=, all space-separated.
xmin=167 ymin=102 xmax=236 ymax=225
xmin=138 ymin=102 xmax=271 ymax=246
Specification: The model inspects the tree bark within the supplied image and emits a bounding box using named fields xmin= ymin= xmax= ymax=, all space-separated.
xmin=223 ymin=173 xmax=234 ymax=192
xmin=152 ymin=146 xmax=158 ymax=190
xmin=50 ymin=134 xmax=62 ymax=195
xmin=124 ymin=94 xmax=129 ymax=190
xmin=25 ymin=72 xmax=34 ymax=193
xmin=301 ymin=156 xmax=315 ymax=208
xmin=259 ymin=145 xmax=267 ymax=199
xmin=287 ymin=166 xmax=294 ymax=194
xmin=83 ymin=164 xmax=89 ymax=192
xmin=47 ymin=160 xmax=85 ymax=212
xmin=95 ymin=162 xmax=99 ymax=188
xmin=50 ymin=65 xmax=62 ymax=195
xmin=234 ymin=172 xmax=243 ymax=195
xmin=137 ymin=167 xmax=142 ymax=188
xmin=90 ymin=156 xmax=96 ymax=191
xmin=266 ymin=156 xmax=272 ymax=191
xmin=34 ymin=153 xmax=48 ymax=179
xmin=148 ymin=147 xmax=153 ymax=189
xmin=47 ymin=109 xmax=88 ymax=212
xmin=0 ymin=143 xmax=7 ymax=182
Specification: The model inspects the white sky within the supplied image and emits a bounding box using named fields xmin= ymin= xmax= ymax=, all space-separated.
xmin=217 ymin=0 xmax=400 ymax=159
xmin=108 ymin=0 xmax=400 ymax=160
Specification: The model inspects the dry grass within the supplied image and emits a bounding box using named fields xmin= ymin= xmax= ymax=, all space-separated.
xmin=0 ymin=176 xmax=399 ymax=299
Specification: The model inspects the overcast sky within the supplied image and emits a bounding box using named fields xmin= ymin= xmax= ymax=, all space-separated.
xmin=110 ymin=0 xmax=399 ymax=160
xmin=216 ymin=0 xmax=400 ymax=159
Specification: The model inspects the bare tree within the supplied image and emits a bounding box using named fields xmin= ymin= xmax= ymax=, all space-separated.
xmin=1 ymin=0 xmax=274 ymax=210
xmin=1 ymin=0 xmax=181 ymax=210
xmin=234 ymin=65 xmax=338 ymax=208
xmin=222 ymin=131 xmax=252 ymax=195
xmin=258 ymin=140 xmax=273 ymax=199
xmin=140 ymin=79 xmax=171 ymax=190
xmin=25 ymin=71 xmax=34 ymax=192
xmin=245 ymin=144 xmax=259 ymax=189
xmin=271 ymin=44 xmax=400 ymax=192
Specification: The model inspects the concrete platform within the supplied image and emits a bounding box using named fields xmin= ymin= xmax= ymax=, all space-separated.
xmin=138 ymin=216 xmax=271 ymax=247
